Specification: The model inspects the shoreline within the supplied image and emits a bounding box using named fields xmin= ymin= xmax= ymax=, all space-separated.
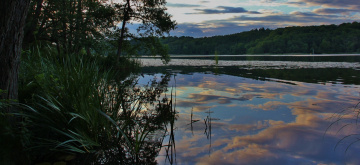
xmin=139 ymin=54 xmax=360 ymax=58
xmin=139 ymin=58 xmax=360 ymax=69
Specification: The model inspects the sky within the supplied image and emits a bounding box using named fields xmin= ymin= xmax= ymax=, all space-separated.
xmin=164 ymin=0 xmax=360 ymax=37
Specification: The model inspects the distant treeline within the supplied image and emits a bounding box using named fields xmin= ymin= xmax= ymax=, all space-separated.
xmin=159 ymin=22 xmax=360 ymax=55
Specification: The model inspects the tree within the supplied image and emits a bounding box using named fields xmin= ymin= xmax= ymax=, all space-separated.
xmin=113 ymin=0 xmax=176 ymax=62
xmin=23 ymin=0 xmax=176 ymax=62
xmin=0 ymin=0 xmax=31 ymax=110
xmin=24 ymin=0 xmax=117 ymax=55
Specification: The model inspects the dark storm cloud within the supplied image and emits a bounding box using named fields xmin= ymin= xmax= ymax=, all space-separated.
xmin=167 ymin=3 xmax=202 ymax=8
xmin=190 ymin=6 xmax=261 ymax=14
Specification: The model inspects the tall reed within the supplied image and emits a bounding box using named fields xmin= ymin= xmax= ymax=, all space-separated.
xmin=13 ymin=49 xmax=176 ymax=164
xmin=214 ymin=50 xmax=219 ymax=65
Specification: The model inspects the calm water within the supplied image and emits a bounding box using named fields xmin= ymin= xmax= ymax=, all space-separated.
xmin=139 ymin=55 xmax=360 ymax=165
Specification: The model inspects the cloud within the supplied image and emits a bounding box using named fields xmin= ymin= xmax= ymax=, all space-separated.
xmin=290 ymin=11 xmax=319 ymax=17
xmin=170 ymin=22 xmax=261 ymax=37
xmin=177 ymin=100 xmax=203 ymax=107
xmin=197 ymin=143 xmax=282 ymax=165
xmin=170 ymin=24 xmax=205 ymax=37
xmin=169 ymin=6 xmax=359 ymax=37
xmin=228 ymin=120 xmax=285 ymax=132
xmin=184 ymin=27 xmax=204 ymax=35
xmin=188 ymin=93 xmax=251 ymax=105
xmin=225 ymin=10 xmax=358 ymax=28
xmin=170 ymin=26 xmax=197 ymax=36
xmin=163 ymin=0 xmax=360 ymax=37
xmin=313 ymin=8 xmax=359 ymax=15
xmin=285 ymin=1 xmax=307 ymax=6
xmin=167 ymin=3 xmax=202 ymax=8
xmin=170 ymin=7 xmax=357 ymax=37
xmin=298 ymin=0 xmax=360 ymax=8
xmin=194 ymin=103 xmax=360 ymax=164
xmin=232 ymin=14 xmax=326 ymax=23
xmin=191 ymin=6 xmax=261 ymax=14
xmin=151 ymin=68 xmax=360 ymax=164
xmin=261 ymin=0 xmax=277 ymax=2
xmin=257 ymin=101 xmax=286 ymax=111
xmin=192 ymin=105 xmax=217 ymax=112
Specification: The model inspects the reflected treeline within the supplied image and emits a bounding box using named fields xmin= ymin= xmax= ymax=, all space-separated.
xmin=78 ymin=73 xmax=178 ymax=164
xmin=142 ymin=66 xmax=360 ymax=85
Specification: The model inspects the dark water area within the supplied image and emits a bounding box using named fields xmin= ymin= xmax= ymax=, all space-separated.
xmin=166 ymin=54 xmax=360 ymax=62
xmin=142 ymin=66 xmax=360 ymax=85
xmin=137 ymin=55 xmax=360 ymax=165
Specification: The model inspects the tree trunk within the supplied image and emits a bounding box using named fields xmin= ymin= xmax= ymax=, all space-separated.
xmin=116 ymin=0 xmax=131 ymax=62
xmin=0 ymin=0 xmax=31 ymax=111
xmin=116 ymin=18 xmax=127 ymax=61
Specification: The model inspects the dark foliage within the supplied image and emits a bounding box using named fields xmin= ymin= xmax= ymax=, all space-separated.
xmin=158 ymin=22 xmax=360 ymax=55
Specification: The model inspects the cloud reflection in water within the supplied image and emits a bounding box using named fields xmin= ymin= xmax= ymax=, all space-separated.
xmin=148 ymin=72 xmax=360 ymax=165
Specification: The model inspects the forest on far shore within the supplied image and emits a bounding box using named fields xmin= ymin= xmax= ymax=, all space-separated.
xmin=156 ymin=22 xmax=360 ymax=55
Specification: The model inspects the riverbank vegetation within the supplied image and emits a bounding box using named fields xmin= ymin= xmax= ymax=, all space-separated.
xmin=159 ymin=22 xmax=360 ymax=55
xmin=1 ymin=50 xmax=176 ymax=164
xmin=0 ymin=0 xmax=176 ymax=164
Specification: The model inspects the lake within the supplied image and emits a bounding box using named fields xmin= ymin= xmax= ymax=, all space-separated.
xmin=138 ymin=55 xmax=360 ymax=165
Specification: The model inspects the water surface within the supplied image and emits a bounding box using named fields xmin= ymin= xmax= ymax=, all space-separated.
xmin=139 ymin=55 xmax=360 ymax=165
